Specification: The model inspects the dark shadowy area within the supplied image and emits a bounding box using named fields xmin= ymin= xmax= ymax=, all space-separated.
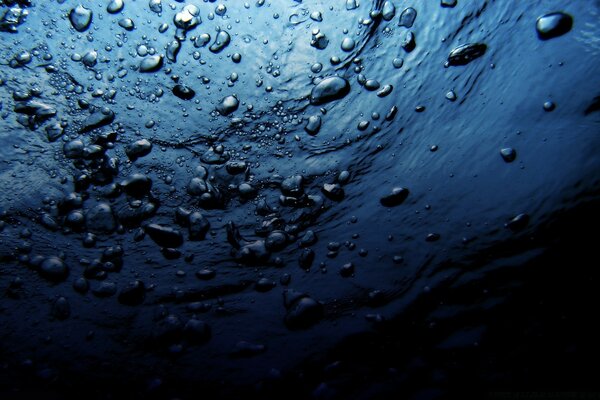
xmin=2 ymin=196 xmax=599 ymax=399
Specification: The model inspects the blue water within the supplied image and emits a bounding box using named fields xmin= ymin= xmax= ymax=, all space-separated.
xmin=1 ymin=0 xmax=599 ymax=398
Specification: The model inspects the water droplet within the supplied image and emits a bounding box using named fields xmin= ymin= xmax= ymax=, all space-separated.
xmin=209 ymin=30 xmax=231 ymax=53
xmin=194 ymin=33 xmax=211 ymax=47
xmin=118 ymin=18 xmax=134 ymax=31
xmin=500 ymin=147 xmax=517 ymax=163
xmin=0 ymin=6 xmax=28 ymax=33
xmin=357 ymin=120 xmax=369 ymax=130
xmin=139 ymin=55 xmax=164 ymax=72
xmin=304 ymin=115 xmax=322 ymax=135
xmin=51 ymin=297 xmax=70 ymax=320
xmin=39 ymin=256 xmax=69 ymax=282
xmin=174 ymin=4 xmax=201 ymax=31
xmin=121 ymin=173 xmax=152 ymax=198
xmin=81 ymin=50 xmax=97 ymax=67
xmin=79 ymin=108 xmax=115 ymax=133
xmin=346 ymin=0 xmax=359 ymax=11
xmin=441 ymin=0 xmax=457 ymax=8
xmin=69 ymin=5 xmax=92 ymax=32
xmin=543 ymin=100 xmax=556 ymax=112
xmin=284 ymin=293 xmax=323 ymax=329
xmin=172 ymin=84 xmax=195 ymax=100
xmin=217 ymin=95 xmax=239 ymax=116
xmin=536 ymin=12 xmax=573 ymax=40
xmin=189 ymin=212 xmax=210 ymax=240
xmin=92 ymin=281 xmax=117 ymax=298
xmin=341 ymin=37 xmax=356 ymax=52
xmin=107 ymin=0 xmax=124 ymax=14
xmin=447 ymin=43 xmax=487 ymax=66
xmin=398 ymin=7 xmax=417 ymax=28
xmin=73 ymin=277 xmax=89 ymax=294
xmin=86 ymin=203 xmax=116 ymax=234
xmin=310 ymin=11 xmax=323 ymax=22
xmin=45 ymin=123 xmax=64 ymax=142
xmin=425 ymin=233 xmax=440 ymax=242
xmin=145 ymin=224 xmax=183 ymax=248
xmin=377 ymin=84 xmax=393 ymax=97
xmin=340 ymin=262 xmax=354 ymax=277
xmin=118 ymin=280 xmax=146 ymax=306
xmin=196 ymin=268 xmax=216 ymax=280
xmin=63 ymin=139 xmax=85 ymax=159
xmin=255 ymin=278 xmax=276 ymax=292
xmin=231 ymin=341 xmax=265 ymax=356
xmin=310 ymin=77 xmax=350 ymax=105
xmin=166 ymin=40 xmax=181 ymax=62
xmin=215 ymin=4 xmax=227 ymax=17
xmin=184 ymin=319 xmax=211 ymax=344
xmin=401 ymin=31 xmax=416 ymax=52
xmin=364 ymin=79 xmax=380 ymax=91
xmin=505 ymin=213 xmax=530 ymax=231
xmin=126 ymin=139 xmax=153 ymax=160
xmin=445 ymin=90 xmax=457 ymax=101
xmin=380 ymin=187 xmax=409 ymax=207
xmin=149 ymin=0 xmax=162 ymax=14
xmin=382 ymin=1 xmax=396 ymax=21
xmin=311 ymin=30 xmax=329 ymax=49
xmin=386 ymin=105 xmax=398 ymax=120
xmin=322 ymin=183 xmax=345 ymax=201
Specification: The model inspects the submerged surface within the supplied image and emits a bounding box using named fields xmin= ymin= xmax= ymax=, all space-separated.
xmin=1 ymin=0 xmax=599 ymax=398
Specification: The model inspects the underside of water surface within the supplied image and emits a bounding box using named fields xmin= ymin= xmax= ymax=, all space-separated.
xmin=1 ymin=0 xmax=599 ymax=399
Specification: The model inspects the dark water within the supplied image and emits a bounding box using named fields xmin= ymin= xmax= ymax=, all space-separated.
xmin=1 ymin=0 xmax=599 ymax=399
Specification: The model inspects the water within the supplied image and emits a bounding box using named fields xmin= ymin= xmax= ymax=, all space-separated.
xmin=1 ymin=0 xmax=599 ymax=399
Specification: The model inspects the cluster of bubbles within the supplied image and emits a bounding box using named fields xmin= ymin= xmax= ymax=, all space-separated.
xmin=0 ymin=0 xmax=575 ymax=380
